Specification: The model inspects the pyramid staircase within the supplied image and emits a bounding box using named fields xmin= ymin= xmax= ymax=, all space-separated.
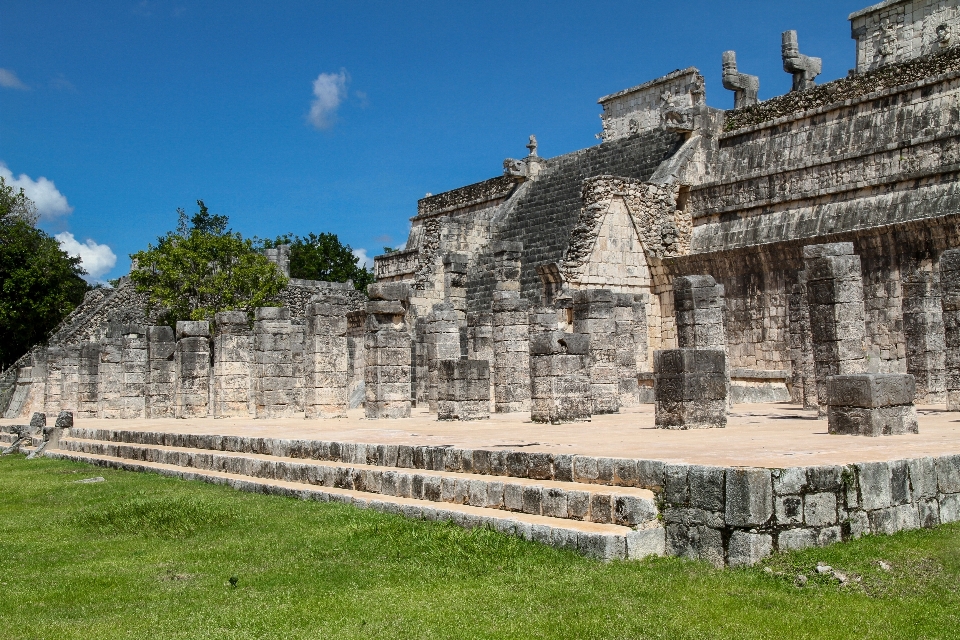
xmin=37 ymin=425 xmax=665 ymax=561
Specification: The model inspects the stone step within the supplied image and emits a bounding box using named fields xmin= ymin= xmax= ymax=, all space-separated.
xmin=66 ymin=427 xmax=666 ymax=489
xmin=59 ymin=437 xmax=659 ymax=528
xmin=47 ymin=448 xmax=665 ymax=561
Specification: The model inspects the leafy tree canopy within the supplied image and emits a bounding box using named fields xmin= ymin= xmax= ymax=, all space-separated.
xmin=264 ymin=232 xmax=374 ymax=291
xmin=130 ymin=200 xmax=288 ymax=327
xmin=0 ymin=177 xmax=88 ymax=369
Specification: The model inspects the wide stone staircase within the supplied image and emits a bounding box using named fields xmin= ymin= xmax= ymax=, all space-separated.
xmin=45 ymin=426 xmax=665 ymax=561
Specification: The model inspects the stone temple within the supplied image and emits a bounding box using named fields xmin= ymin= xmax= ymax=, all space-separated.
xmin=4 ymin=0 xmax=960 ymax=566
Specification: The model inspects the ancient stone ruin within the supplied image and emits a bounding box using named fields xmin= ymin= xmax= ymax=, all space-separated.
xmin=3 ymin=0 xmax=960 ymax=567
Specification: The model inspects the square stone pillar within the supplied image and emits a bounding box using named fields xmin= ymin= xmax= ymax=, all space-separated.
xmin=573 ymin=289 xmax=619 ymax=414
xmin=437 ymin=360 xmax=490 ymax=421
xmin=365 ymin=283 xmax=412 ymax=419
xmin=146 ymin=326 xmax=176 ymax=418
xmin=291 ymin=322 xmax=305 ymax=414
xmin=788 ymin=275 xmax=818 ymax=409
xmin=674 ymin=274 xmax=730 ymax=406
xmin=802 ymin=243 xmax=867 ymax=412
xmin=467 ymin=312 xmax=494 ymax=410
xmin=119 ymin=325 xmax=147 ymax=419
xmin=426 ymin=302 xmax=461 ymax=412
xmin=529 ymin=308 xmax=592 ymax=424
xmin=346 ymin=311 xmax=367 ymax=409
xmin=98 ymin=323 xmax=123 ymax=418
xmin=492 ymin=242 xmax=530 ymax=413
xmin=43 ymin=345 xmax=64 ymax=416
xmin=212 ymin=311 xmax=252 ymax=418
xmin=443 ymin=252 xmax=469 ymax=351
xmin=826 ymin=373 xmax=918 ymax=436
xmin=654 ymin=349 xmax=727 ymax=429
xmin=304 ymin=295 xmax=351 ymax=419
xmin=175 ymin=321 xmax=210 ymax=419
xmin=901 ymin=258 xmax=945 ymax=404
xmin=942 ymin=249 xmax=960 ymax=410
xmin=77 ymin=342 xmax=100 ymax=419
xmin=252 ymin=307 xmax=297 ymax=418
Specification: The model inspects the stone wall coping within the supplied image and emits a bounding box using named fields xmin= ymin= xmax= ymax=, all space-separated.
xmin=720 ymin=67 xmax=960 ymax=138
xmin=597 ymin=67 xmax=701 ymax=105
xmin=849 ymin=0 xmax=908 ymax=20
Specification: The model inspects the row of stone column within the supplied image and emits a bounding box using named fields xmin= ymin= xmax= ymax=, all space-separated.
xmin=28 ymin=296 xmax=356 ymax=420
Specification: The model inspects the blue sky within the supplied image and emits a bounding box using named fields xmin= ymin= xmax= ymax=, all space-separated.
xmin=1 ymin=0 xmax=869 ymax=282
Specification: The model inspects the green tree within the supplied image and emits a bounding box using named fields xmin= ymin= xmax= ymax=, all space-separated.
xmin=130 ymin=201 xmax=288 ymax=327
xmin=0 ymin=177 xmax=88 ymax=369
xmin=265 ymin=232 xmax=374 ymax=291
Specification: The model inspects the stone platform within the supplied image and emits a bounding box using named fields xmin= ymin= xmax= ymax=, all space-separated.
xmin=4 ymin=403 xmax=960 ymax=567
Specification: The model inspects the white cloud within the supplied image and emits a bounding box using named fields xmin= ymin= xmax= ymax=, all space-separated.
xmin=0 ymin=68 xmax=28 ymax=90
xmin=308 ymin=70 xmax=348 ymax=130
xmin=353 ymin=248 xmax=373 ymax=269
xmin=56 ymin=232 xmax=117 ymax=280
xmin=0 ymin=163 xmax=74 ymax=221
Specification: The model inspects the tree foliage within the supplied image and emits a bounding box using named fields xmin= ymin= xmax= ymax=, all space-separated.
xmin=0 ymin=177 xmax=88 ymax=369
xmin=264 ymin=232 xmax=374 ymax=291
xmin=130 ymin=201 xmax=288 ymax=327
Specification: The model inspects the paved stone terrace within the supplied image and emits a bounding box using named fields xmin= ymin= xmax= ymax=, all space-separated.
xmin=8 ymin=403 xmax=959 ymax=469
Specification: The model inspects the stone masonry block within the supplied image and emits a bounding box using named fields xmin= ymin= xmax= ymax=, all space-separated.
xmin=728 ymin=531 xmax=773 ymax=567
xmin=725 ymin=468 xmax=773 ymax=527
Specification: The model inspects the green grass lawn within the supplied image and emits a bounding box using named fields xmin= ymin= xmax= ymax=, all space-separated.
xmin=2 ymin=455 xmax=959 ymax=639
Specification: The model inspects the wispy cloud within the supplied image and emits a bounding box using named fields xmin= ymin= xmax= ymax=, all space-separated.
xmin=56 ymin=232 xmax=117 ymax=281
xmin=0 ymin=163 xmax=74 ymax=221
xmin=353 ymin=248 xmax=373 ymax=269
xmin=308 ymin=70 xmax=348 ymax=130
xmin=0 ymin=68 xmax=28 ymax=90
xmin=50 ymin=74 xmax=77 ymax=92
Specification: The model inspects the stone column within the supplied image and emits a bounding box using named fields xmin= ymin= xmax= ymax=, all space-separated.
xmin=304 ymin=295 xmax=351 ymax=419
xmin=491 ymin=242 xmax=530 ymax=413
xmin=119 ymin=325 xmax=147 ymax=419
xmin=901 ymin=259 xmax=945 ymax=404
xmin=346 ymin=311 xmax=367 ymax=409
xmin=788 ymin=276 xmax=818 ymax=409
xmin=77 ymin=342 xmax=100 ymax=419
xmin=146 ymin=326 xmax=176 ymax=418
xmin=573 ymin=289 xmax=619 ymax=414
xmin=802 ymin=243 xmax=867 ymax=412
xmin=212 ymin=311 xmax=252 ymax=418
xmin=437 ymin=360 xmax=490 ymax=421
xmin=467 ymin=312 xmax=494 ymax=410
xmin=940 ymin=249 xmax=960 ymax=410
xmin=426 ymin=302 xmax=461 ymax=413
xmin=654 ymin=349 xmax=727 ymax=429
xmin=43 ymin=345 xmax=64 ymax=416
xmin=252 ymin=307 xmax=297 ymax=418
xmin=364 ymin=283 xmax=412 ymax=419
xmin=60 ymin=345 xmax=80 ymax=413
xmin=291 ymin=322 xmax=305 ymax=414
xmin=674 ymin=275 xmax=730 ymax=407
xmin=175 ymin=321 xmax=210 ymax=419
xmin=412 ymin=315 xmax=429 ymax=407
xmin=98 ymin=323 xmax=123 ymax=418
xmin=443 ymin=252 xmax=469 ymax=353
xmin=528 ymin=308 xmax=592 ymax=424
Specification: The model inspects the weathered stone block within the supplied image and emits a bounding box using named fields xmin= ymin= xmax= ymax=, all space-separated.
xmin=728 ymin=531 xmax=773 ymax=567
xmin=725 ymin=468 xmax=772 ymax=527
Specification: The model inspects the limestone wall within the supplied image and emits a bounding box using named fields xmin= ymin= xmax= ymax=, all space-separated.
xmin=851 ymin=0 xmax=960 ymax=73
